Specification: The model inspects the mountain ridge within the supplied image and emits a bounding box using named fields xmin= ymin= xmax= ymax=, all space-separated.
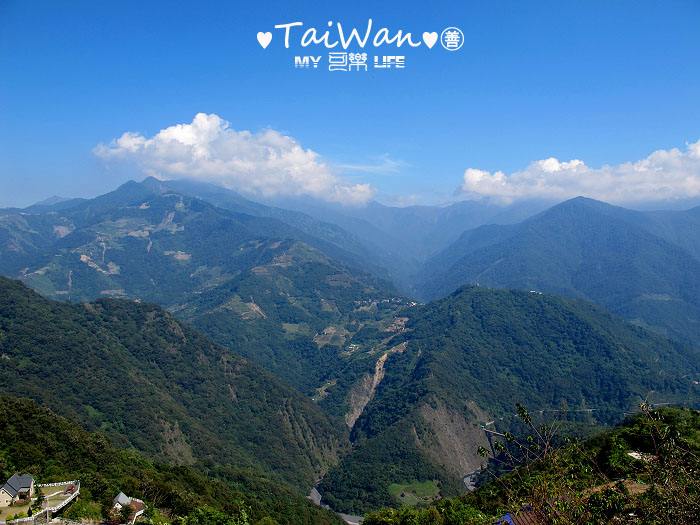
xmin=0 ymin=276 xmax=349 ymax=492
xmin=419 ymin=196 xmax=700 ymax=346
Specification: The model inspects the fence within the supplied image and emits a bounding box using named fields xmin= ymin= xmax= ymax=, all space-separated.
xmin=0 ymin=518 xmax=34 ymax=525
xmin=46 ymin=482 xmax=80 ymax=514
xmin=0 ymin=481 xmax=80 ymax=525
xmin=36 ymin=482 xmax=78 ymax=488
xmin=132 ymin=508 xmax=146 ymax=525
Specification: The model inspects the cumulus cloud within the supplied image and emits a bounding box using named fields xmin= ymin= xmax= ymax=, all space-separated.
xmin=94 ymin=113 xmax=374 ymax=205
xmin=457 ymin=139 xmax=700 ymax=204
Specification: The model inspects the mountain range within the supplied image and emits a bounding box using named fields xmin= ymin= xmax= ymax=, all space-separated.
xmin=3 ymin=179 xmax=700 ymax=517
xmin=419 ymin=197 xmax=700 ymax=346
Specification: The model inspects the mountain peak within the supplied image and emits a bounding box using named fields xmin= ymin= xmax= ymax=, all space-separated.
xmin=32 ymin=195 xmax=71 ymax=206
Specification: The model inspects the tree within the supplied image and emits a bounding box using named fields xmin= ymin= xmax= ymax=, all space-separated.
xmin=31 ymin=487 xmax=44 ymax=511
xmin=180 ymin=505 xmax=250 ymax=525
xmin=119 ymin=504 xmax=133 ymax=524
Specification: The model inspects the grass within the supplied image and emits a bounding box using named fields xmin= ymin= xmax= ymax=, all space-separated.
xmin=45 ymin=485 xmax=73 ymax=508
xmin=0 ymin=484 xmax=76 ymax=521
xmin=387 ymin=480 xmax=440 ymax=506
xmin=0 ymin=502 xmax=31 ymax=521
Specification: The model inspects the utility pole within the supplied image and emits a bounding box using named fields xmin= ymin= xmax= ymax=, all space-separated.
xmin=44 ymin=490 xmax=49 ymax=525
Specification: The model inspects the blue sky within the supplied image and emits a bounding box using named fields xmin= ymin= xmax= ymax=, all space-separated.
xmin=1 ymin=0 xmax=700 ymax=208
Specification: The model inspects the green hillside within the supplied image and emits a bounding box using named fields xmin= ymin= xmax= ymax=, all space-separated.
xmin=0 ymin=277 xmax=349 ymax=492
xmin=363 ymin=406 xmax=700 ymax=524
xmin=178 ymin=240 xmax=411 ymax=403
xmin=319 ymin=285 xmax=700 ymax=513
xmin=0 ymin=181 xmax=410 ymax=411
xmin=420 ymin=197 xmax=700 ymax=346
xmin=0 ymin=180 xmax=389 ymax=306
xmin=0 ymin=396 xmax=343 ymax=525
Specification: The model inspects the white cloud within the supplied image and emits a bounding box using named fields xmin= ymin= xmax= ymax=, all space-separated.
xmin=337 ymin=154 xmax=407 ymax=174
xmin=95 ymin=113 xmax=374 ymax=205
xmin=457 ymin=139 xmax=700 ymax=204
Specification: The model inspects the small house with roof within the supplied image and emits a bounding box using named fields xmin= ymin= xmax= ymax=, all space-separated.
xmin=113 ymin=492 xmax=147 ymax=524
xmin=0 ymin=474 xmax=35 ymax=507
xmin=113 ymin=492 xmax=132 ymax=510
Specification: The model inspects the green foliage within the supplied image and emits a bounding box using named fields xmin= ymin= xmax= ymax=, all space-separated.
xmin=0 ymin=396 xmax=344 ymax=525
xmin=363 ymin=499 xmax=488 ymax=525
xmin=179 ymin=505 xmax=250 ymax=525
xmin=0 ymin=277 xmax=348 ymax=492
xmin=596 ymin=434 xmax=632 ymax=478
xmin=64 ymin=499 xmax=103 ymax=521
xmin=119 ymin=504 xmax=134 ymax=523
xmin=321 ymin=286 xmax=700 ymax=513
xmin=31 ymin=487 xmax=44 ymax=510
xmin=471 ymin=406 xmax=700 ymax=523
xmin=421 ymin=197 xmax=700 ymax=347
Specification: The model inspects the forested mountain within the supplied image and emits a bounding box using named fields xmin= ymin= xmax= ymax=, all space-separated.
xmin=177 ymin=240 xmax=412 ymax=400
xmin=0 ymin=181 xmax=391 ymax=304
xmin=318 ymin=285 xmax=700 ymax=513
xmin=0 ymin=179 xmax=415 ymax=417
xmin=139 ymin=177 xmax=391 ymax=280
xmin=0 ymin=277 xmax=349 ymax=492
xmin=419 ymin=197 xmax=700 ymax=346
xmin=5 ymin=180 xmax=700 ymax=518
xmin=0 ymin=396 xmax=343 ymax=525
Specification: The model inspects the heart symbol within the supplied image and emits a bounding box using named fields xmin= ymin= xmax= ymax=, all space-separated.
xmin=423 ymin=32 xmax=438 ymax=49
xmin=257 ymin=32 xmax=272 ymax=49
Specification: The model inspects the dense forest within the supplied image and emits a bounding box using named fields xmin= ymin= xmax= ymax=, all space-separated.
xmin=0 ymin=396 xmax=343 ymax=525
xmin=319 ymin=286 xmax=700 ymax=513
xmin=0 ymin=277 xmax=348 ymax=493
xmin=362 ymin=406 xmax=700 ymax=523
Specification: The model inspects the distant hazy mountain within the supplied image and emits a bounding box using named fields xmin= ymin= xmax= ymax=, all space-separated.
xmin=32 ymin=195 xmax=73 ymax=206
xmin=259 ymin=194 xmax=553 ymax=293
xmin=319 ymin=285 xmax=700 ymax=513
xmin=138 ymin=177 xmax=393 ymax=280
xmin=420 ymin=197 xmax=700 ymax=346
xmin=0 ymin=178 xmax=555 ymax=298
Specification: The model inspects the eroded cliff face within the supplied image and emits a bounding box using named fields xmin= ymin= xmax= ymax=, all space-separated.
xmin=345 ymin=353 xmax=389 ymax=429
xmin=160 ymin=419 xmax=195 ymax=465
xmin=344 ymin=342 xmax=408 ymax=429
xmin=416 ymin=400 xmax=490 ymax=478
